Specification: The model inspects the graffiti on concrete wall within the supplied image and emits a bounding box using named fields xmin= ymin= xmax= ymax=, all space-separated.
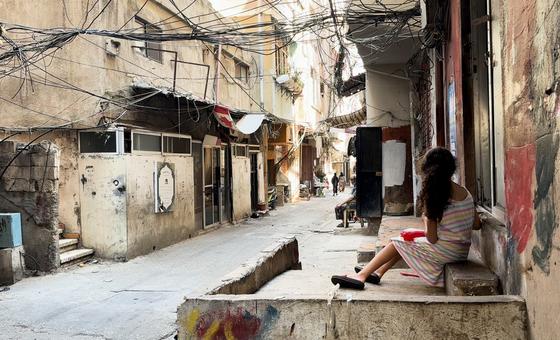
xmin=532 ymin=134 xmax=559 ymax=273
xmin=182 ymin=305 xmax=279 ymax=339
xmin=505 ymin=144 xmax=536 ymax=253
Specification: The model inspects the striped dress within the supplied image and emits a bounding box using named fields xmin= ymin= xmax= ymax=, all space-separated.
xmin=392 ymin=191 xmax=475 ymax=287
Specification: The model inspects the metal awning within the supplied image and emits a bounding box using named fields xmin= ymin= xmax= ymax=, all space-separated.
xmin=213 ymin=105 xmax=266 ymax=135
xmin=323 ymin=107 xmax=366 ymax=129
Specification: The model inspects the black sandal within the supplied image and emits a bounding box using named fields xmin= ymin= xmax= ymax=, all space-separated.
xmin=331 ymin=275 xmax=365 ymax=290
xmin=354 ymin=266 xmax=381 ymax=284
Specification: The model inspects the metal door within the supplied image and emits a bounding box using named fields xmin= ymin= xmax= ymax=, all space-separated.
xmin=355 ymin=127 xmax=383 ymax=218
xmin=203 ymin=146 xmax=227 ymax=227
xmin=250 ymin=153 xmax=258 ymax=210
xmin=192 ymin=141 xmax=204 ymax=229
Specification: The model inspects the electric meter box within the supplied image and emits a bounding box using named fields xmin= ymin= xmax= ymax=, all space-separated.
xmin=0 ymin=213 xmax=22 ymax=248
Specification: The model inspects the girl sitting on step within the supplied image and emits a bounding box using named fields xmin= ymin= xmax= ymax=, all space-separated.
xmin=331 ymin=147 xmax=481 ymax=289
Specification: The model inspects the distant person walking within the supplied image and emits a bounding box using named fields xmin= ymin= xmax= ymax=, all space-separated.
xmin=331 ymin=173 xmax=339 ymax=196
xmin=339 ymin=172 xmax=346 ymax=192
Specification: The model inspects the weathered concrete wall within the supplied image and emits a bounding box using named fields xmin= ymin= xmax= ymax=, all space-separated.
xmin=382 ymin=126 xmax=414 ymax=215
xmin=125 ymin=154 xmax=195 ymax=258
xmin=78 ymin=155 xmax=128 ymax=260
xmin=499 ymin=1 xmax=560 ymax=338
xmin=78 ymin=153 xmax=196 ymax=260
xmin=50 ymin=133 xmax=81 ymax=234
xmin=0 ymin=0 xmax=257 ymax=130
xmin=365 ymin=65 xmax=410 ymax=127
xmin=1 ymin=131 xmax=81 ymax=234
xmin=231 ymin=156 xmax=251 ymax=222
xmin=0 ymin=141 xmax=60 ymax=271
xmin=209 ymin=237 xmax=300 ymax=295
xmin=177 ymin=295 xmax=527 ymax=339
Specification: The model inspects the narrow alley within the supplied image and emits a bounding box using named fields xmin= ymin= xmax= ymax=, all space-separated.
xmin=1 ymin=0 xmax=560 ymax=338
xmin=0 ymin=193 xmax=360 ymax=340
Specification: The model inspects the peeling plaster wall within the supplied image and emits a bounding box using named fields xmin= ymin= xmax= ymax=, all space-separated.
xmin=125 ymin=155 xmax=195 ymax=259
xmin=365 ymin=66 xmax=411 ymax=127
xmin=0 ymin=141 xmax=61 ymax=271
xmin=1 ymin=131 xmax=82 ymax=235
xmin=78 ymin=156 xmax=128 ymax=260
xmin=500 ymin=0 xmax=560 ymax=337
xmin=0 ymin=0 xmax=256 ymax=130
xmin=232 ymin=156 xmax=252 ymax=222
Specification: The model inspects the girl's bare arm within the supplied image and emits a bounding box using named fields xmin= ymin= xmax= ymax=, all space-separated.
xmin=472 ymin=208 xmax=482 ymax=230
xmin=423 ymin=215 xmax=439 ymax=244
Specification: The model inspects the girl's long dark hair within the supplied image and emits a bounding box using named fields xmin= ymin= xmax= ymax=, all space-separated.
xmin=418 ymin=147 xmax=457 ymax=221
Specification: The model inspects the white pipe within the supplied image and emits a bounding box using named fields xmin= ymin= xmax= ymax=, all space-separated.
xmin=258 ymin=0 xmax=265 ymax=109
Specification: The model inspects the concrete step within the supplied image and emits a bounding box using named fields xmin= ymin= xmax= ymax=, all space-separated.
xmin=58 ymin=238 xmax=78 ymax=253
xmin=445 ymin=261 xmax=500 ymax=296
xmin=60 ymin=248 xmax=94 ymax=265
xmin=62 ymin=232 xmax=80 ymax=239
xmin=357 ymin=243 xmax=376 ymax=263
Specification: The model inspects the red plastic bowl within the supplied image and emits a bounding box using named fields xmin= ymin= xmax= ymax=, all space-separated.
xmin=400 ymin=228 xmax=426 ymax=241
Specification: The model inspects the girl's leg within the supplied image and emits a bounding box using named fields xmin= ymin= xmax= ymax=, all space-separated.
xmin=354 ymin=241 xmax=399 ymax=282
xmin=375 ymin=252 xmax=402 ymax=277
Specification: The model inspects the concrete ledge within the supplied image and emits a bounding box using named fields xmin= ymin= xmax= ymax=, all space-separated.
xmin=357 ymin=242 xmax=376 ymax=263
xmin=445 ymin=261 xmax=500 ymax=296
xmin=177 ymin=294 xmax=527 ymax=339
xmin=470 ymin=212 xmax=508 ymax=290
xmin=209 ymin=237 xmax=300 ymax=295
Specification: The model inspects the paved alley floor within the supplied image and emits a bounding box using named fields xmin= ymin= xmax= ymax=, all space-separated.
xmin=0 ymin=192 xmax=358 ymax=340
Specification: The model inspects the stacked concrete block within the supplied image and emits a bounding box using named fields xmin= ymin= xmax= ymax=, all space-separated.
xmin=0 ymin=141 xmax=60 ymax=193
xmin=0 ymin=246 xmax=25 ymax=285
xmin=445 ymin=261 xmax=500 ymax=296
xmin=0 ymin=140 xmax=61 ymax=272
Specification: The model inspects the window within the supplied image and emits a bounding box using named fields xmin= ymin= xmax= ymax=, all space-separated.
xmin=79 ymin=131 xmax=117 ymax=153
xmin=235 ymin=62 xmax=249 ymax=83
xmin=135 ymin=17 xmax=162 ymax=62
xmin=163 ymin=135 xmax=192 ymax=155
xmin=465 ymin=0 xmax=505 ymax=220
xmin=132 ymin=132 xmax=161 ymax=153
xmin=233 ymin=144 xmax=248 ymax=157
xmin=275 ymin=26 xmax=289 ymax=75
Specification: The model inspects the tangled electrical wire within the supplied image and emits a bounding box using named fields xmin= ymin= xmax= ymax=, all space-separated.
xmin=0 ymin=0 xmax=429 ymax=133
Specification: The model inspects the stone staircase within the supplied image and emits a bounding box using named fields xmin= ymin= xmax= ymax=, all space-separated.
xmin=57 ymin=228 xmax=94 ymax=266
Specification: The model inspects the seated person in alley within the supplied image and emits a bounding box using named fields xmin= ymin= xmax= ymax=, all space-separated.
xmin=331 ymin=147 xmax=481 ymax=289
xmin=334 ymin=177 xmax=361 ymax=227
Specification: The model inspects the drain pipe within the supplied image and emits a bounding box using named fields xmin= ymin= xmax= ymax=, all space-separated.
xmin=258 ymin=0 xmax=265 ymax=110
xmin=214 ymin=44 xmax=222 ymax=104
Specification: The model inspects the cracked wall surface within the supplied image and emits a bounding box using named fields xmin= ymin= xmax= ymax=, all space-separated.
xmin=0 ymin=140 xmax=60 ymax=271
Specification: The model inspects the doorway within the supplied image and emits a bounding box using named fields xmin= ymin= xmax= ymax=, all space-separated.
xmin=203 ymin=145 xmax=232 ymax=227
xmin=250 ymin=152 xmax=258 ymax=211
xmin=192 ymin=141 xmax=204 ymax=229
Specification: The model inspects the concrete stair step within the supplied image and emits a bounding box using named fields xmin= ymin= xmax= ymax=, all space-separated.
xmin=60 ymin=248 xmax=94 ymax=265
xmin=58 ymin=238 xmax=78 ymax=253
xmin=445 ymin=261 xmax=500 ymax=296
